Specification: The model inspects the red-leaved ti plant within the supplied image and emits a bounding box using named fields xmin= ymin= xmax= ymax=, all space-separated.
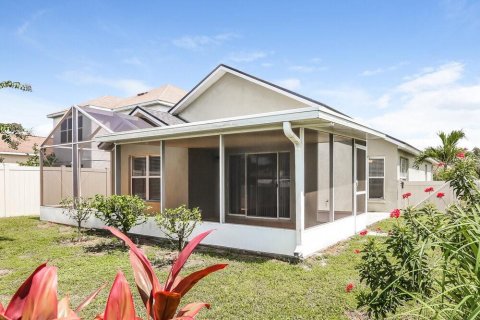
xmin=0 ymin=263 xmax=104 ymax=320
xmin=105 ymin=227 xmax=227 ymax=320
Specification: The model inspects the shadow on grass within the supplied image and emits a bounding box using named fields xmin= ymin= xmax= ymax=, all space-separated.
xmin=0 ymin=236 xmax=14 ymax=242
xmin=83 ymin=241 xmax=128 ymax=254
xmin=78 ymin=227 xmax=298 ymax=264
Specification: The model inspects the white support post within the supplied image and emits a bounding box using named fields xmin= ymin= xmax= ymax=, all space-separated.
xmin=219 ymin=134 xmax=225 ymax=223
xmin=329 ymin=134 xmax=334 ymax=222
xmin=160 ymin=140 xmax=166 ymax=212
xmin=283 ymin=122 xmax=305 ymax=257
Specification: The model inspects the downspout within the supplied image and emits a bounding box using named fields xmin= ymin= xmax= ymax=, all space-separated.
xmin=283 ymin=122 xmax=305 ymax=258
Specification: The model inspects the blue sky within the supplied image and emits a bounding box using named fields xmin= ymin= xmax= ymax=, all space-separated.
xmin=1 ymin=1 xmax=480 ymax=148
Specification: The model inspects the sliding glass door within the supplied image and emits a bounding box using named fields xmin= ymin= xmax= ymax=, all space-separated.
xmin=229 ymin=152 xmax=290 ymax=218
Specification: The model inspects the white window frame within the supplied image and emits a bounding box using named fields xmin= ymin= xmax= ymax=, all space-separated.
xmin=368 ymin=156 xmax=385 ymax=200
xmin=130 ymin=155 xmax=161 ymax=201
xmin=399 ymin=156 xmax=409 ymax=180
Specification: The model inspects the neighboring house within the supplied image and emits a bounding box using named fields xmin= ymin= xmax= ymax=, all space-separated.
xmin=368 ymin=136 xmax=435 ymax=212
xmin=40 ymin=64 xmax=430 ymax=258
xmin=0 ymin=136 xmax=45 ymax=164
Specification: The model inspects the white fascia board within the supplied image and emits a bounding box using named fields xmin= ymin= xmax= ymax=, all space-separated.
xmin=0 ymin=151 xmax=30 ymax=156
xmin=97 ymin=107 xmax=322 ymax=143
xmin=113 ymin=100 xmax=175 ymax=113
xmin=97 ymin=106 xmax=384 ymax=144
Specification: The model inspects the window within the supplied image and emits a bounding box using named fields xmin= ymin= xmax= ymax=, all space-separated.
xmin=400 ymin=157 xmax=409 ymax=180
xmin=60 ymin=115 xmax=83 ymax=143
xmin=228 ymin=152 xmax=290 ymax=218
xmin=131 ymin=156 xmax=161 ymax=201
xmin=369 ymin=157 xmax=385 ymax=199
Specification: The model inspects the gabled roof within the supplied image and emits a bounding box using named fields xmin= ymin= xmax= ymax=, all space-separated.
xmin=169 ymin=64 xmax=351 ymax=119
xmin=0 ymin=136 xmax=45 ymax=154
xmin=47 ymin=84 xmax=187 ymax=118
xmin=129 ymin=106 xmax=186 ymax=126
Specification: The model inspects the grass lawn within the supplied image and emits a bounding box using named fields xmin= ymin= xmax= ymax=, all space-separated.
xmin=0 ymin=216 xmax=395 ymax=319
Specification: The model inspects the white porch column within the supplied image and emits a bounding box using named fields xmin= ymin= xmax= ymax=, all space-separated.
xmin=160 ymin=140 xmax=166 ymax=212
xmin=219 ymin=134 xmax=225 ymax=223
xmin=283 ymin=122 xmax=305 ymax=257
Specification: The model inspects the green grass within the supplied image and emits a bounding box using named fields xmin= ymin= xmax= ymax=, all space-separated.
xmin=0 ymin=217 xmax=391 ymax=319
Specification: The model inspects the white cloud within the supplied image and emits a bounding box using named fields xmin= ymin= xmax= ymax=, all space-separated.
xmin=172 ymin=33 xmax=237 ymax=50
xmin=360 ymin=62 xmax=408 ymax=77
xmin=312 ymin=86 xmax=383 ymax=110
xmin=60 ymin=70 xmax=150 ymax=96
xmin=0 ymin=90 xmax=59 ymax=137
xmin=364 ymin=62 xmax=480 ymax=149
xmin=289 ymin=65 xmax=327 ymax=73
xmin=396 ymin=62 xmax=463 ymax=92
xmin=275 ymin=78 xmax=301 ymax=91
xmin=227 ymin=50 xmax=268 ymax=63
xmin=16 ymin=10 xmax=46 ymax=36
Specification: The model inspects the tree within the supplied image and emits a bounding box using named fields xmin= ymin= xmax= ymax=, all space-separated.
xmin=155 ymin=205 xmax=202 ymax=251
xmin=60 ymin=196 xmax=94 ymax=241
xmin=0 ymin=81 xmax=32 ymax=151
xmin=414 ymin=129 xmax=466 ymax=169
xmin=0 ymin=81 xmax=32 ymax=92
xmin=18 ymin=143 xmax=57 ymax=167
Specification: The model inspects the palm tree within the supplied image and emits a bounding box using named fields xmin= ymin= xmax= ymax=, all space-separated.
xmin=414 ymin=130 xmax=466 ymax=169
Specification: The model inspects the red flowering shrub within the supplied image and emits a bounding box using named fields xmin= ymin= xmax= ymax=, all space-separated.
xmin=390 ymin=209 xmax=401 ymax=219
xmin=436 ymin=192 xmax=445 ymax=199
xmin=354 ymin=249 xmax=361 ymax=254
xmin=345 ymin=283 xmax=355 ymax=293
xmin=424 ymin=187 xmax=434 ymax=193
xmin=359 ymin=230 xmax=368 ymax=236
xmin=456 ymin=152 xmax=465 ymax=159
xmin=402 ymin=192 xmax=412 ymax=199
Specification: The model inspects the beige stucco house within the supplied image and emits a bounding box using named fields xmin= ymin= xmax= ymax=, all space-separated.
xmin=40 ymin=64 xmax=432 ymax=257
xmin=368 ymin=136 xmax=434 ymax=212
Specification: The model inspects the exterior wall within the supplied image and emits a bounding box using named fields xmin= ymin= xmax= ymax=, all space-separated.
xmin=398 ymin=150 xmax=433 ymax=182
xmin=40 ymin=206 xmax=297 ymax=256
xmin=178 ymin=73 xmax=308 ymax=122
xmin=0 ymin=154 xmax=28 ymax=164
xmin=367 ymin=139 xmax=398 ymax=212
xmin=368 ymin=139 xmax=434 ymax=212
xmin=40 ymin=206 xmax=388 ymax=257
xmin=302 ymin=212 xmax=390 ymax=257
xmin=1 ymin=165 xmax=40 ymax=216
xmin=398 ymin=181 xmax=454 ymax=211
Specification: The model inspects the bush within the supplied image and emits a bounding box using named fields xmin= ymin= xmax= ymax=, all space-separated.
xmin=357 ymin=158 xmax=480 ymax=319
xmin=91 ymin=194 xmax=148 ymax=234
xmin=60 ymin=196 xmax=94 ymax=240
xmin=155 ymin=204 xmax=202 ymax=251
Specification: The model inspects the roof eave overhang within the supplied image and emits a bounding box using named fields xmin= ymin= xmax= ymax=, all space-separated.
xmin=96 ymin=107 xmax=385 ymax=145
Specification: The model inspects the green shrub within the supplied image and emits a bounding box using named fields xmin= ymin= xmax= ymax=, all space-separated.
xmin=60 ymin=196 xmax=94 ymax=240
xmin=155 ymin=204 xmax=202 ymax=251
xmin=91 ymin=194 xmax=148 ymax=234
xmin=357 ymin=158 xmax=480 ymax=319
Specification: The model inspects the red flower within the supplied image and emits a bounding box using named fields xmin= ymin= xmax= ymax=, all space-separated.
xmin=437 ymin=162 xmax=445 ymax=167
xmin=402 ymin=192 xmax=412 ymax=199
xmin=359 ymin=230 xmax=368 ymax=236
xmin=437 ymin=192 xmax=445 ymax=199
xmin=345 ymin=283 xmax=355 ymax=293
xmin=390 ymin=209 xmax=401 ymax=219
xmin=354 ymin=249 xmax=361 ymax=254
xmin=424 ymin=187 xmax=434 ymax=193
xmin=456 ymin=152 xmax=465 ymax=159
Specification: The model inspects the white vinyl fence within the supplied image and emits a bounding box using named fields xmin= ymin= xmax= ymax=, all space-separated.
xmin=0 ymin=165 xmax=40 ymax=217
